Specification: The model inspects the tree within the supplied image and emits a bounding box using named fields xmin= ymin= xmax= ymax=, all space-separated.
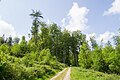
xmin=79 ymin=41 xmax=92 ymax=68
xmin=39 ymin=22 xmax=49 ymax=50
xmin=0 ymin=36 xmax=4 ymax=45
xmin=62 ymin=30 xmax=71 ymax=65
xmin=11 ymin=44 xmax=20 ymax=57
xmin=71 ymin=31 xmax=84 ymax=66
xmin=30 ymin=10 xmax=43 ymax=46
xmin=19 ymin=36 xmax=28 ymax=57
xmin=6 ymin=36 xmax=12 ymax=46
xmin=0 ymin=43 xmax=9 ymax=54
xmin=13 ymin=37 xmax=20 ymax=44
xmin=48 ymin=23 xmax=62 ymax=60
xmin=112 ymin=30 xmax=120 ymax=74
xmin=90 ymin=36 xmax=98 ymax=50
xmin=102 ymin=41 xmax=115 ymax=73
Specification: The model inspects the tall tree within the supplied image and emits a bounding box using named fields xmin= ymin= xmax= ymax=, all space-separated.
xmin=71 ymin=31 xmax=84 ymax=66
xmin=39 ymin=22 xmax=49 ymax=50
xmin=48 ymin=23 xmax=62 ymax=59
xmin=112 ymin=29 xmax=120 ymax=74
xmin=30 ymin=10 xmax=43 ymax=46
xmin=79 ymin=41 xmax=92 ymax=68
xmin=102 ymin=41 xmax=115 ymax=72
xmin=62 ymin=30 xmax=71 ymax=65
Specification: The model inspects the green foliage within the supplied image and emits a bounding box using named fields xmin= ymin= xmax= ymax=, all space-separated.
xmin=11 ymin=44 xmax=20 ymax=57
xmin=0 ymin=48 xmax=65 ymax=80
xmin=0 ymin=43 xmax=10 ymax=54
xmin=79 ymin=42 xmax=92 ymax=69
xmin=13 ymin=37 xmax=20 ymax=44
xmin=91 ymin=47 xmax=105 ymax=72
xmin=19 ymin=36 xmax=28 ymax=57
xmin=90 ymin=36 xmax=98 ymax=49
xmin=6 ymin=36 xmax=12 ymax=46
xmin=30 ymin=10 xmax=43 ymax=46
xmin=71 ymin=67 xmax=120 ymax=80
xmin=102 ymin=44 xmax=115 ymax=73
xmin=78 ymin=32 xmax=120 ymax=74
xmin=109 ymin=46 xmax=120 ymax=74
xmin=28 ymin=38 xmax=38 ymax=52
xmin=0 ymin=36 xmax=5 ymax=45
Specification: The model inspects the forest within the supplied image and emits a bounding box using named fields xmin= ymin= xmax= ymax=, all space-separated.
xmin=0 ymin=10 xmax=120 ymax=80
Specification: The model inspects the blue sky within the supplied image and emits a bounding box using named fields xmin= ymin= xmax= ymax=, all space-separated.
xmin=0 ymin=0 xmax=120 ymax=43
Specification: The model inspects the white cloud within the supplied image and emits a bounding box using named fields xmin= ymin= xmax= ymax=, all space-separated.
xmin=0 ymin=19 xmax=16 ymax=37
xmin=46 ymin=19 xmax=52 ymax=25
xmin=62 ymin=2 xmax=89 ymax=32
xmin=85 ymin=32 xmax=115 ymax=47
xmin=104 ymin=0 xmax=120 ymax=15
xmin=86 ymin=33 xmax=96 ymax=41
xmin=97 ymin=31 xmax=115 ymax=43
xmin=61 ymin=18 xmax=66 ymax=27
xmin=86 ymin=33 xmax=96 ymax=48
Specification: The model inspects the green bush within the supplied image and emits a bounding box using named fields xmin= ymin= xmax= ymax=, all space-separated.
xmin=0 ymin=49 xmax=65 ymax=80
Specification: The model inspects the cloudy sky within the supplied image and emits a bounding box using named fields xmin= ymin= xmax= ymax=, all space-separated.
xmin=0 ymin=0 xmax=120 ymax=43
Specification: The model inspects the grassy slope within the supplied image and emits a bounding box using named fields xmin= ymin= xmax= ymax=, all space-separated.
xmin=71 ymin=67 xmax=120 ymax=80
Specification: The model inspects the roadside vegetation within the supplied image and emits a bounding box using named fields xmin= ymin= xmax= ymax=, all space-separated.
xmin=71 ymin=67 xmax=120 ymax=80
xmin=0 ymin=49 xmax=65 ymax=80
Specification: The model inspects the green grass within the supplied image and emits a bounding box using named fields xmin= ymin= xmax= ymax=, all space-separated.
xmin=70 ymin=67 xmax=120 ymax=80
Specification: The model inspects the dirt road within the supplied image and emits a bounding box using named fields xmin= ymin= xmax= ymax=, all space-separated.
xmin=50 ymin=67 xmax=71 ymax=80
xmin=63 ymin=67 xmax=71 ymax=80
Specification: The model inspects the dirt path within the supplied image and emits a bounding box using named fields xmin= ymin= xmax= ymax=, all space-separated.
xmin=63 ymin=67 xmax=71 ymax=80
xmin=50 ymin=67 xmax=71 ymax=80
xmin=50 ymin=68 xmax=67 ymax=80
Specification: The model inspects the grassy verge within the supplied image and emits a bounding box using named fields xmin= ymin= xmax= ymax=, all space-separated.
xmin=71 ymin=67 xmax=120 ymax=80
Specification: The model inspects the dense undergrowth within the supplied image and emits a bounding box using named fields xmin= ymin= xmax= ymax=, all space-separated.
xmin=0 ymin=49 xmax=65 ymax=80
